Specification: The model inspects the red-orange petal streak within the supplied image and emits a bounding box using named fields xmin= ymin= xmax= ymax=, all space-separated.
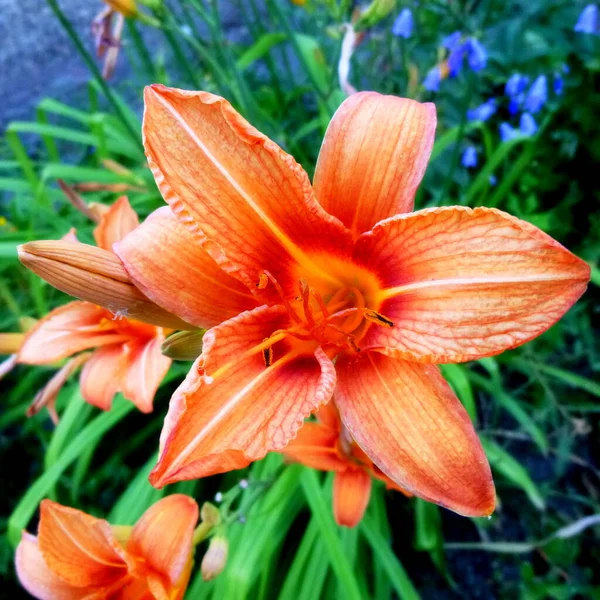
xmin=150 ymin=306 xmax=337 ymax=487
xmin=115 ymin=207 xmax=258 ymax=328
xmin=355 ymin=206 xmax=591 ymax=363
xmin=314 ymin=92 xmax=436 ymax=237
xmin=335 ymin=353 xmax=495 ymax=517
xmin=142 ymin=85 xmax=353 ymax=300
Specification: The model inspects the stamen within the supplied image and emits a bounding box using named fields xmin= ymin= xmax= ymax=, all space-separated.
xmin=363 ymin=309 xmax=394 ymax=328
xmin=262 ymin=338 xmax=273 ymax=367
xmin=311 ymin=289 xmax=330 ymax=319
xmin=341 ymin=287 xmax=366 ymax=332
xmin=256 ymin=273 xmax=268 ymax=289
xmin=299 ymin=279 xmax=315 ymax=328
xmin=261 ymin=271 xmax=301 ymax=323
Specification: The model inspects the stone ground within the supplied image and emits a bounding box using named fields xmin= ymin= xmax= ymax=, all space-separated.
xmin=0 ymin=0 xmax=245 ymax=131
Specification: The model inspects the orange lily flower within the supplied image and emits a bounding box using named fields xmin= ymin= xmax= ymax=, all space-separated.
xmin=18 ymin=197 xmax=172 ymax=413
xmin=113 ymin=85 xmax=589 ymax=516
xmin=16 ymin=495 xmax=198 ymax=600
xmin=283 ymin=402 xmax=407 ymax=527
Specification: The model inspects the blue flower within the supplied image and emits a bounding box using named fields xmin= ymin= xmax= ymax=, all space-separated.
xmin=442 ymin=31 xmax=463 ymax=51
xmin=467 ymin=98 xmax=497 ymax=122
xmin=423 ymin=66 xmax=441 ymax=92
xmin=505 ymin=74 xmax=529 ymax=98
xmin=519 ymin=113 xmax=538 ymax=136
xmin=574 ymin=4 xmax=599 ymax=34
xmin=508 ymin=95 xmax=523 ymax=116
xmin=524 ymin=75 xmax=548 ymax=114
xmin=465 ymin=38 xmax=487 ymax=71
xmin=392 ymin=8 xmax=414 ymax=38
xmin=499 ymin=113 xmax=538 ymax=142
xmin=553 ymin=75 xmax=564 ymax=95
xmin=461 ymin=146 xmax=478 ymax=168
xmin=499 ymin=123 xmax=518 ymax=142
xmin=447 ymin=45 xmax=466 ymax=76
xmin=489 ymin=174 xmax=497 ymax=186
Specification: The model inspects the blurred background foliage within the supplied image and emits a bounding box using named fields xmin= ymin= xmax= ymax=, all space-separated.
xmin=1 ymin=0 xmax=599 ymax=598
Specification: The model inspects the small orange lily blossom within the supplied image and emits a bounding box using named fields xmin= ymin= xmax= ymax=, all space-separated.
xmin=18 ymin=197 xmax=172 ymax=413
xmin=112 ymin=85 xmax=589 ymax=516
xmin=283 ymin=402 xmax=408 ymax=527
xmin=16 ymin=495 xmax=198 ymax=600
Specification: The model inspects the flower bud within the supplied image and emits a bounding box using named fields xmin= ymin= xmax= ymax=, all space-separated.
xmin=200 ymin=502 xmax=221 ymax=528
xmin=161 ymin=330 xmax=204 ymax=361
xmin=18 ymin=241 xmax=191 ymax=330
xmin=103 ymin=0 xmax=138 ymax=18
xmin=201 ymin=536 xmax=228 ymax=581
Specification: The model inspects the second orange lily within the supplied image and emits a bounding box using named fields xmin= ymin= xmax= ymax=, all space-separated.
xmin=283 ymin=402 xmax=407 ymax=527
xmin=98 ymin=86 xmax=587 ymax=516
xmin=16 ymin=495 xmax=198 ymax=599
xmin=18 ymin=197 xmax=172 ymax=413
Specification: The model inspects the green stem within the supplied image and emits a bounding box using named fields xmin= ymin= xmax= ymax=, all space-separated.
xmin=267 ymin=0 xmax=330 ymax=104
xmin=126 ymin=19 xmax=157 ymax=82
xmin=45 ymin=0 xmax=141 ymax=146
xmin=159 ymin=10 xmax=202 ymax=88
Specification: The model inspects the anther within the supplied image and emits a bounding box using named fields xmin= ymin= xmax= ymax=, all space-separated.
xmin=262 ymin=338 xmax=273 ymax=367
xmin=256 ymin=273 xmax=268 ymax=289
xmin=363 ymin=309 xmax=394 ymax=328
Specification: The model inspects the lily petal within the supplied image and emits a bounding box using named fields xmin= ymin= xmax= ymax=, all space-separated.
xmin=335 ymin=353 xmax=495 ymax=517
xmin=18 ymin=302 xmax=128 ymax=364
xmin=283 ymin=422 xmax=347 ymax=472
xmin=115 ymin=207 xmax=258 ymax=328
xmin=93 ymin=196 xmax=139 ymax=251
xmin=142 ymin=85 xmax=353 ymax=299
xmin=150 ymin=306 xmax=336 ymax=487
xmin=355 ymin=206 xmax=590 ymax=363
xmin=121 ymin=337 xmax=171 ymax=413
xmin=79 ymin=345 xmax=127 ymax=411
xmin=37 ymin=500 xmax=129 ymax=588
xmin=127 ymin=495 xmax=198 ymax=587
xmin=16 ymin=532 xmax=92 ymax=600
xmin=314 ymin=92 xmax=436 ymax=237
xmin=333 ymin=468 xmax=372 ymax=527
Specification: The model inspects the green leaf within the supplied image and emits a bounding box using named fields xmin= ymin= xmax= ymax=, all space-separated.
xmin=7 ymin=398 xmax=135 ymax=547
xmin=236 ymin=33 xmax=287 ymax=70
xmin=440 ymin=364 xmax=477 ymax=421
xmin=360 ymin=513 xmax=421 ymax=600
xmin=481 ymin=437 xmax=545 ymax=510
xmin=300 ymin=468 xmax=363 ymax=600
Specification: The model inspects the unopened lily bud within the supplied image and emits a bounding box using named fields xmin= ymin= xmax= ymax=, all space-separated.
xmin=162 ymin=330 xmax=204 ymax=361
xmin=200 ymin=502 xmax=221 ymax=528
xmin=18 ymin=241 xmax=191 ymax=330
xmin=201 ymin=536 xmax=228 ymax=581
